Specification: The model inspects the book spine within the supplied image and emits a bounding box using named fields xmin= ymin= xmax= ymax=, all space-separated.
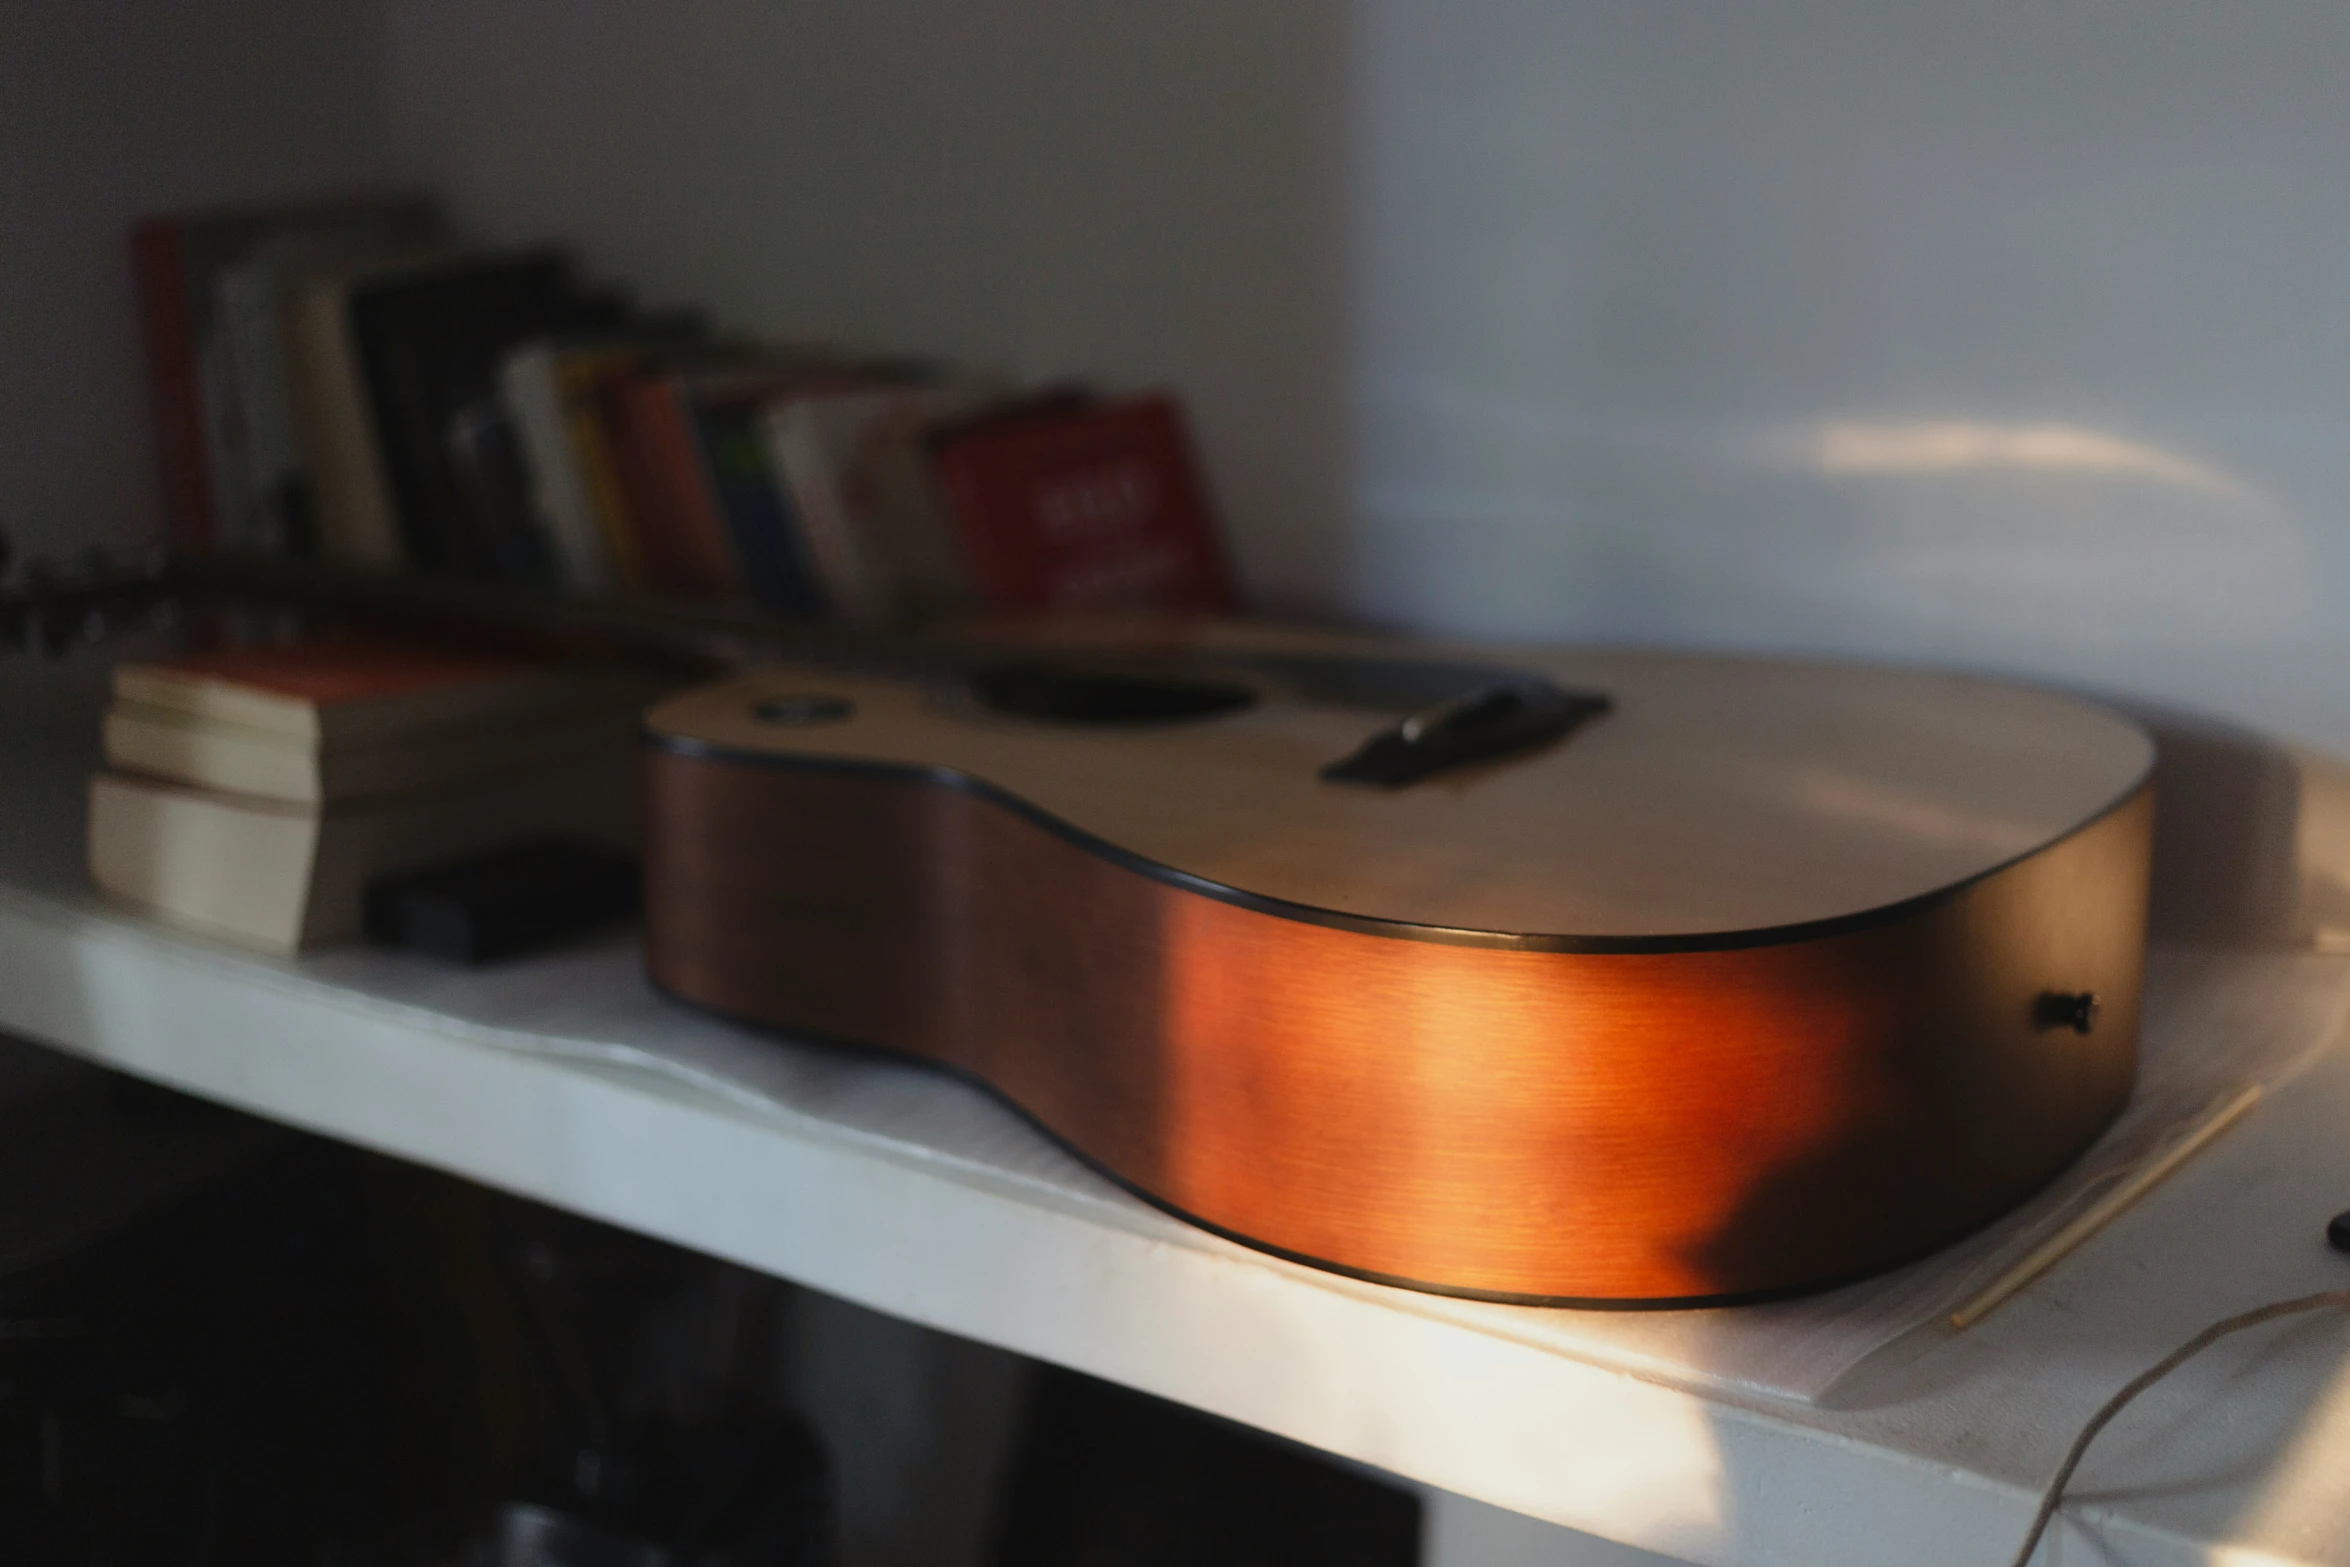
xmin=928 ymin=438 xmax=1039 ymax=608
xmin=286 ymin=280 xmax=407 ymax=569
xmin=1140 ymin=396 xmax=1239 ymax=609
xmin=217 ymin=259 xmax=312 ymax=557
xmin=132 ymin=219 xmax=216 ymax=554
xmin=600 ymin=374 xmax=725 ymax=597
xmin=199 ymin=281 xmax=264 ymax=554
xmin=764 ymin=404 xmax=896 ymax=624
xmin=498 ymin=346 xmax=614 ymax=592
xmin=347 ymin=294 xmax=463 ymax=574
xmin=628 ymin=378 xmax=746 ymax=599
xmin=693 ymin=398 xmax=826 ymax=615
xmin=848 ymin=386 xmax=1005 ymax=618
xmin=567 ymin=365 xmax=644 ymax=591
xmin=446 ymin=396 xmax=557 ymax=584
xmin=594 ymin=372 xmax=671 ymax=589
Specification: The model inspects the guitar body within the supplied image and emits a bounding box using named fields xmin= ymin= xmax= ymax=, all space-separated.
xmin=642 ymin=628 xmax=2155 ymax=1304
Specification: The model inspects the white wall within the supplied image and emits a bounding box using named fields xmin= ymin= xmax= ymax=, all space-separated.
xmin=0 ymin=0 xmax=391 ymax=565
xmin=386 ymin=0 xmax=2350 ymax=750
xmin=1352 ymin=0 xmax=2350 ymax=746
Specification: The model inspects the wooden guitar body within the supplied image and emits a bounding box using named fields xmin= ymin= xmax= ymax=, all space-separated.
xmin=642 ymin=627 xmax=2155 ymax=1305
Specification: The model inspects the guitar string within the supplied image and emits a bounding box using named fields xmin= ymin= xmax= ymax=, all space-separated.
xmin=2005 ymin=1289 xmax=2350 ymax=1567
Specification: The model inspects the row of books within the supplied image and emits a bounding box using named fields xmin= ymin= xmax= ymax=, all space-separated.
xmin=134 ymin=190 xmax=1237 ymax=623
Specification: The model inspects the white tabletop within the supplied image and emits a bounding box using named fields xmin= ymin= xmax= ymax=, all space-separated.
xmin=4 ymin=659 xmax=2349 ymax=1567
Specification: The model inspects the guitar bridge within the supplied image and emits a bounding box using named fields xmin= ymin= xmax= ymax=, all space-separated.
xmin=1320 ymin=682 xmax=1612 ymax=787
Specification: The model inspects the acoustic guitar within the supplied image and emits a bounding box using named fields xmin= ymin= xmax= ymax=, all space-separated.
xmin=641 ymin=622 xmax=2156 ymax=1306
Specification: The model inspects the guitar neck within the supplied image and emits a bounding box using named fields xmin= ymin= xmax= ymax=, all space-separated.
xmin=0 ymin=551 xmax=950 ymax=674
xmin=0 ymin=551 xmax=1573 ymax=728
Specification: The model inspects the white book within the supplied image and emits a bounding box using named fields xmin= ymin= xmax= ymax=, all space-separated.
xmin=109 ymin=648 xmax=657 ymax=748
xmin=284 ymin=249 xmax=473 ymax=570
xmin=498 ymin=340 xmax=615 ymax=593
xmin=285 ymin=263 xmax=412 ymax=569
xmin=88 ymin=759 xmax=638 ymax=954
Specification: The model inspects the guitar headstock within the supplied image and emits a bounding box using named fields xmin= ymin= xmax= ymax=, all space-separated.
xmin=0 ymin=529 xmax=194 ymax=657
xmin=0 ymin=528 xmax=779 ymax=671
xmin=0 ymin=526 xmax=931 ymax=675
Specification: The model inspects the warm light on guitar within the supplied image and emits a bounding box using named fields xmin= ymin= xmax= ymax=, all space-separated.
xmin=642 ymin=624 xmax=2155 ymax=1305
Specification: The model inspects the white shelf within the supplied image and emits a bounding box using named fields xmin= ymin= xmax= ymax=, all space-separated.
xmin=6 ymin=662 xmax=2350 ymax=1566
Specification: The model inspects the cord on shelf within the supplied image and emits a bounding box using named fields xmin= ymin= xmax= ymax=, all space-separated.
xmin=2007 ymin=1289 xmax=2350 ymax=1567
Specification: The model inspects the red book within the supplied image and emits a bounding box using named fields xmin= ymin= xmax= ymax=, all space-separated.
xmin=111 ymin=635 xmax=579 ymax=745
xmin=928 ymin=393 xmax=1237 ymax=613
xmin=597 ymin=369 xmax=743 ymax=600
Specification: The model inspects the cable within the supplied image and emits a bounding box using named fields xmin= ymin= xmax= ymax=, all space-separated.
xmin=2006 ymin=1290 xmax=2350 ymax=1567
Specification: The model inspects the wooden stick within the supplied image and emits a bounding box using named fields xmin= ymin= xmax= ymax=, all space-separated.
xmin=1949 ymin=1082 xmax=2263 ymax=1331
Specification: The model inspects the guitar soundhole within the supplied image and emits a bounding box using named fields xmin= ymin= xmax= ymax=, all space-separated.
xmin=971 ymin=662 xmax=1257 ymax=725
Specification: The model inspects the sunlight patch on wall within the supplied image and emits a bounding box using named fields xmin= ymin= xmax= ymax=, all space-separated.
xmin=1800 ymin=420 xmax=2265 ymax=510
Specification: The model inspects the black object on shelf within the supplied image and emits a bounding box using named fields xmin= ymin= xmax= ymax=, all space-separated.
xmin=363 ymin=835 xmax=640 ymax=965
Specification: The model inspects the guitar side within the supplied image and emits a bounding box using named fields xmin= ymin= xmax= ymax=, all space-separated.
xmin=641 ymin=654 xmax=2153 ymax=1304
